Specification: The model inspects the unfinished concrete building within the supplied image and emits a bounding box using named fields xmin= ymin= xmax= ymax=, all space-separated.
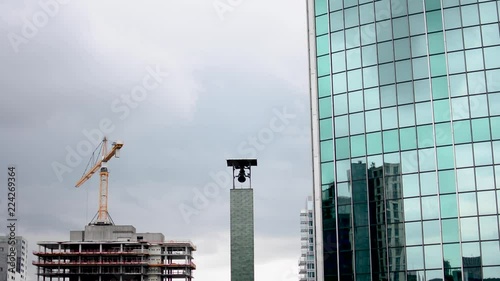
xmin=33 ymin=225 xmax=196 ymax=281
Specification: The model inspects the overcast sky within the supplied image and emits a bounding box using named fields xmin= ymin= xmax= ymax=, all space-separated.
xmin=0 ymin=1 xmax=312 ymax=280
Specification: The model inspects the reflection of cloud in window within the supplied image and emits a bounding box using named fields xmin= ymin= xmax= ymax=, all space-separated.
xmin=477 ymin=191 xmax=497 ymax=215
xmin=481 ymin=241 xmax=500 ymax=266
xmin=489 ymin=93 xmax=500 ymax=115
xmin=455 ymin=144 xmax=474 ymax=167
xmin=475 ymin=166 xmax=495 ymax=190
xmin=405 ymin=223 xmax=422 ymax=246
xmin=460 ymin=217 xmax=480 ymax=241
xmin=423 ymin=220 xmax=440 ymax=244
xmin=452 ymin=97 xmax=470 ymax=120
xmin=478 ymin=216 xmax=499 ymax=240
xmin=403 ymin=197 xmax=420 ymax=221
xmin=459 ymin=192 xmax=478 ymax=217
xmin=473 ymin=142 xmax=493 ymax=166
xmin=457 ymin=168 xmax=475 ymax=192
xmin=421 ymin=196 xmax=439 ymax=220
xmin=483 ymin=265 xmax=500 ymax=278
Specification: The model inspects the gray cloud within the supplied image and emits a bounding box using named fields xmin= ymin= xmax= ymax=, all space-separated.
xmin=0 ymin=0 xmax=310 ymax=280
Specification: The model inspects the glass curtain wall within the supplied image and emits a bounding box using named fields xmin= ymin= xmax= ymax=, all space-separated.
xmin=310 ymin=0 xmax=500 ymax=280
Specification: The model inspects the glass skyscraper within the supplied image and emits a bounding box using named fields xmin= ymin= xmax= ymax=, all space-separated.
xmin=306 ymin=0 xmax=500 ymax=280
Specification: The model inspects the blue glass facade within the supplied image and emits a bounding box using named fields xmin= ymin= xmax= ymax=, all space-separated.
xmin=307 ymin=0 xmax=500 ymax=280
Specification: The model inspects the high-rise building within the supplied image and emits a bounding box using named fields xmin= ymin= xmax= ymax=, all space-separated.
xmin=306 ymin=0 xmax=500 ymax=280
xmin=299 ymin=196 xmax=316 ymax=281
xmin=33 ymin=225 xmax=196 ymax=281
xmin=0 ymin=236 xmax=28 ymax=281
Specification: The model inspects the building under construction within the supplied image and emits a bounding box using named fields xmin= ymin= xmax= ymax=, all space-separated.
xmin=33 ymin=138 xmax=195 ymax=281
xmin=33 ymin=225 xmax=196 ymax=281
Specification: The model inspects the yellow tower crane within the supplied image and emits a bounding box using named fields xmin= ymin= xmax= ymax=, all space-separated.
xmin=76 ymin=137 xmax=123 ymax=225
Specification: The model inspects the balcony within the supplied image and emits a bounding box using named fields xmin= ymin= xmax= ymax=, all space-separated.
xmin=148 ymin=262 xmax=196 ymax=269
xmin=33 ymin=250 xmax=148 ymax=256
xmin=33 ymin=260 xmax=148 ymax=266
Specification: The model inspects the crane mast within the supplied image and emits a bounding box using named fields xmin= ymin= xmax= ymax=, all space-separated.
xmin=76 ymin=137 xmax=123 ymax=225
xmin=98 ymin=166 xmax=109 ymax=223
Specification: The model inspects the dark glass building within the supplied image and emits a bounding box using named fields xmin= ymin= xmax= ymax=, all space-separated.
xmin=306 ymin=0 xmax=500 ymax=280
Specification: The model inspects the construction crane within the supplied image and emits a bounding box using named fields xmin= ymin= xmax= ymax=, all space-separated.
xmin=76 ymin=137 xmax=123 ymax=225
